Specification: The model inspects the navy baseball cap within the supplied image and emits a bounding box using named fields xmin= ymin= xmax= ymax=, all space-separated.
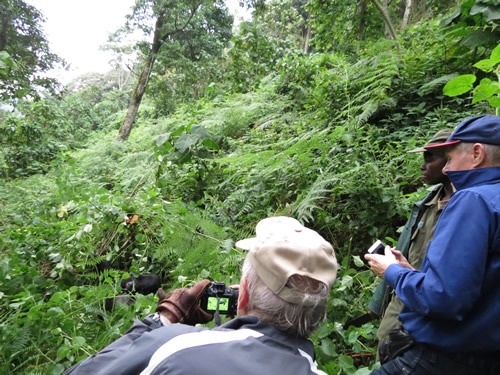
xmin=425 ymin=115 xmax=500 ymax=151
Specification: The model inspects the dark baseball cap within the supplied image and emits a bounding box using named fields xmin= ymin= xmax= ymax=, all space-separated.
xmin=425 ymin=115 xmax=500 ymax=151
xmin=408 ymin=129 xmax=453 ymax=153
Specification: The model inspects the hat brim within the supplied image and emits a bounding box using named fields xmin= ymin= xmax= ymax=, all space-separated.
xmin=407 ymin=147 xmax=426 ymax=153
xmin=235 ymin=238 xmax=256 ymax=250
xmin=424 ymin=140 xmax=461 ymax=150
xmin=424 ymin=140 xmax=461 ymax=156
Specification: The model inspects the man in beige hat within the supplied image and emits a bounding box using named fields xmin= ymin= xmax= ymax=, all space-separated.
xmin=64 ymin=216 xmax=338 ymax=375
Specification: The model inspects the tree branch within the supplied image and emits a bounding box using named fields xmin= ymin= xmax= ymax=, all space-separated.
xmin=161 ymin=1 xmax=203 ymax=46
xmin=371 ymin=0 xmax=398 ymax=42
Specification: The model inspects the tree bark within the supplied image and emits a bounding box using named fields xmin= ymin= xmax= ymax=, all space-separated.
xmin=118 ymin=2 xmax=201 ymax=141
xmin=118 ymin=9 xmax=167 ymax=141
xmin=118 ymin=54 xmax=155 ymax=141
xmin=418 ymin=0 xmax=426 ymax=20
xmin=358 ymin=0 xmax=369 ymax=40
xmin=371 ymin=0 xmax=398 ymax=41
xmin=303 ymin=24 xmax=311 ymax=53
xmin=0 ymin=8 xmax=9 ymax=51
xmin=401 ymin=0 xmax=416 ymax=28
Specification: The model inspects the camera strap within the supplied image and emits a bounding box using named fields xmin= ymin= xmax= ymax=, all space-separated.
xmin=213 ymin=297 xmax=222 ymax=326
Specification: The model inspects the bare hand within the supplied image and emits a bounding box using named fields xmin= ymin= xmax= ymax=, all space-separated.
xmin=364 ymin=245 xmax=398 ymax=278
xmin=390 ymin=249 xmax=414 ymax=270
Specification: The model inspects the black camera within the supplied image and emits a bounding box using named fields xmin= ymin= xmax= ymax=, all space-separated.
xmin=367 ymin=239 xmax=386 ymax=255
xmin=199 ymin=281 xmax=239 ymax=316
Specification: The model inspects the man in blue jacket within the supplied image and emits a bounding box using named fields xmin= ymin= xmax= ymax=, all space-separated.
xmin=64 ymin=216 xmax=338 ymax=375
xmin=365 ymin=115 xmax=500 ymax=375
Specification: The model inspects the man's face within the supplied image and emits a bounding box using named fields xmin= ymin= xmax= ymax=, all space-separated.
xmin=421 ymin=151 xmax=448 ymax=185
xmin=443 ymin=145 xmax=472 ymax=174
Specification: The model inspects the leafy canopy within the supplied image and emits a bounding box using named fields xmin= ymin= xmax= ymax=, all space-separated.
xmin=0 ymin=0 xmax=63 ymax=100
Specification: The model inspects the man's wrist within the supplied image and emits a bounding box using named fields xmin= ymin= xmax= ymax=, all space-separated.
xmin=143 ymin=312 xmax=169 ymax=328
xmin=158 ymin=312 xmax=172 ymax=326
xmin=157 ymin=300 xmax=184 ymax=323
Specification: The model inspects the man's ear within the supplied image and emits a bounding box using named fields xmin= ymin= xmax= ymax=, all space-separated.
xmin=472 ymin=143 xmax=487 ymax=167
xmin=237 ymin=278 xmax=249 ymax=315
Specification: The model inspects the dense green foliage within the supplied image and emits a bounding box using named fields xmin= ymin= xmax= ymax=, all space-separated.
xmin=1 ymin=0 xmax=500 ymax=374
xmin=0 ymin=0 xmax=63 ymax=100
xmin=111 ymin=0 xmax=234 ymax=140
xmin=444 ymin=43 xmax=500 ymax=115
xmin=136 ymin=0 xmax=234 ymax=112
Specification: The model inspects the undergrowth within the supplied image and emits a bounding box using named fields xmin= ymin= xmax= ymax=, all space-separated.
xmin=0 ymin=23 xmax=493 ymax=374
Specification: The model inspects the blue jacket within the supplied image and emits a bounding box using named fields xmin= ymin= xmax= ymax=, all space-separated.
xmin=385 ymin=167 xmax=500 ymax=352
xmin=368 ymin=184 xmax=443 ymax=316
xmin=64 ymin=315 xmax=326 ymax=375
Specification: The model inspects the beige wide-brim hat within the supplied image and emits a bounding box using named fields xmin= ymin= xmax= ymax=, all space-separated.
xmin=236 ymin=216 xmax=338 ymax=305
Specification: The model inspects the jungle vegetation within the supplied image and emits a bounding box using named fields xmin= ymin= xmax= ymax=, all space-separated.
xmin=1 ymin=0 xmax=500 ymax=373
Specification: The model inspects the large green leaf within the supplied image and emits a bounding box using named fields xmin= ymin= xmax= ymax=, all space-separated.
xmin=474 ymin=58 xmax=497 ymax=72
xmin=488 ymin=97 xmax=500 ymax=107
xmin=491 ymin=43 xmax=500 ymax=63
xmin=156 ymin=132 xmax=171 ymax=146
xmin=470 ymin=5 xmax=500 ymax=22
xmin=175 ymin=133 xmax=201 ymax=153
xmin=443 ymin=74 xmax=476 ymax=96
xmin=472 ymin=78 xmax=497 ymax=103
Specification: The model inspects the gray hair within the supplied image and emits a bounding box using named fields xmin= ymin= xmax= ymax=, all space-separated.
xmin=456 ymin=142 xmax=500 ymax=165
xmin=241 ymin=257 xmax=329 ymax=338
xmin=483 ymin=144 xmax=500 ymax=165
xmin=455 ymin=142 xmax=473 ymax=155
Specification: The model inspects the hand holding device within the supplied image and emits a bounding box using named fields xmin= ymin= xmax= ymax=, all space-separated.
xmin=365 ymin=240 xmax=399 ymax=278
xmin=367 ymin=239 xmax=387 ymax=255
xmin=156 ymin=279 xmax=213 ymax=325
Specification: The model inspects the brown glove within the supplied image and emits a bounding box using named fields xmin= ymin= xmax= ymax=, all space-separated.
xmin=156 ymin=279 xmax=213 ymax=325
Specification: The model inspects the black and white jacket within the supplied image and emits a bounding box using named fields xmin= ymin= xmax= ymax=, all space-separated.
xmin=64 ymin=315 xmax=326 ymax=375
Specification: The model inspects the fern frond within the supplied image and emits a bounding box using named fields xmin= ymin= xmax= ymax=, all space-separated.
xmin=293 ymin=172 xmax=340 ymax=223
xmin=338 ymin=52 xmax=400 ymax=127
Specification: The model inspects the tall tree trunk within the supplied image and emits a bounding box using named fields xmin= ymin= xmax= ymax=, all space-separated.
xmin=118 ymin=54 xmax=155 ymax=141
xmin=0 ymin=10 xmax=9 ymax=50
xmin=303 ymin=24 xmax=311 ymax=53
xmin=418 ymin=0 xmax=426 ymax=20
xmin=118 ymin=9 xmax=167 ymax=141
xmin=371 ymin=0 xmax=398 ymax=41
xmin=117 ymin=2 xmax=200 ymax=141
xmin=358 ymin=0 xmax=369 ymax=40
xmin=401 ymin=0 xmax=416 ymax=28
